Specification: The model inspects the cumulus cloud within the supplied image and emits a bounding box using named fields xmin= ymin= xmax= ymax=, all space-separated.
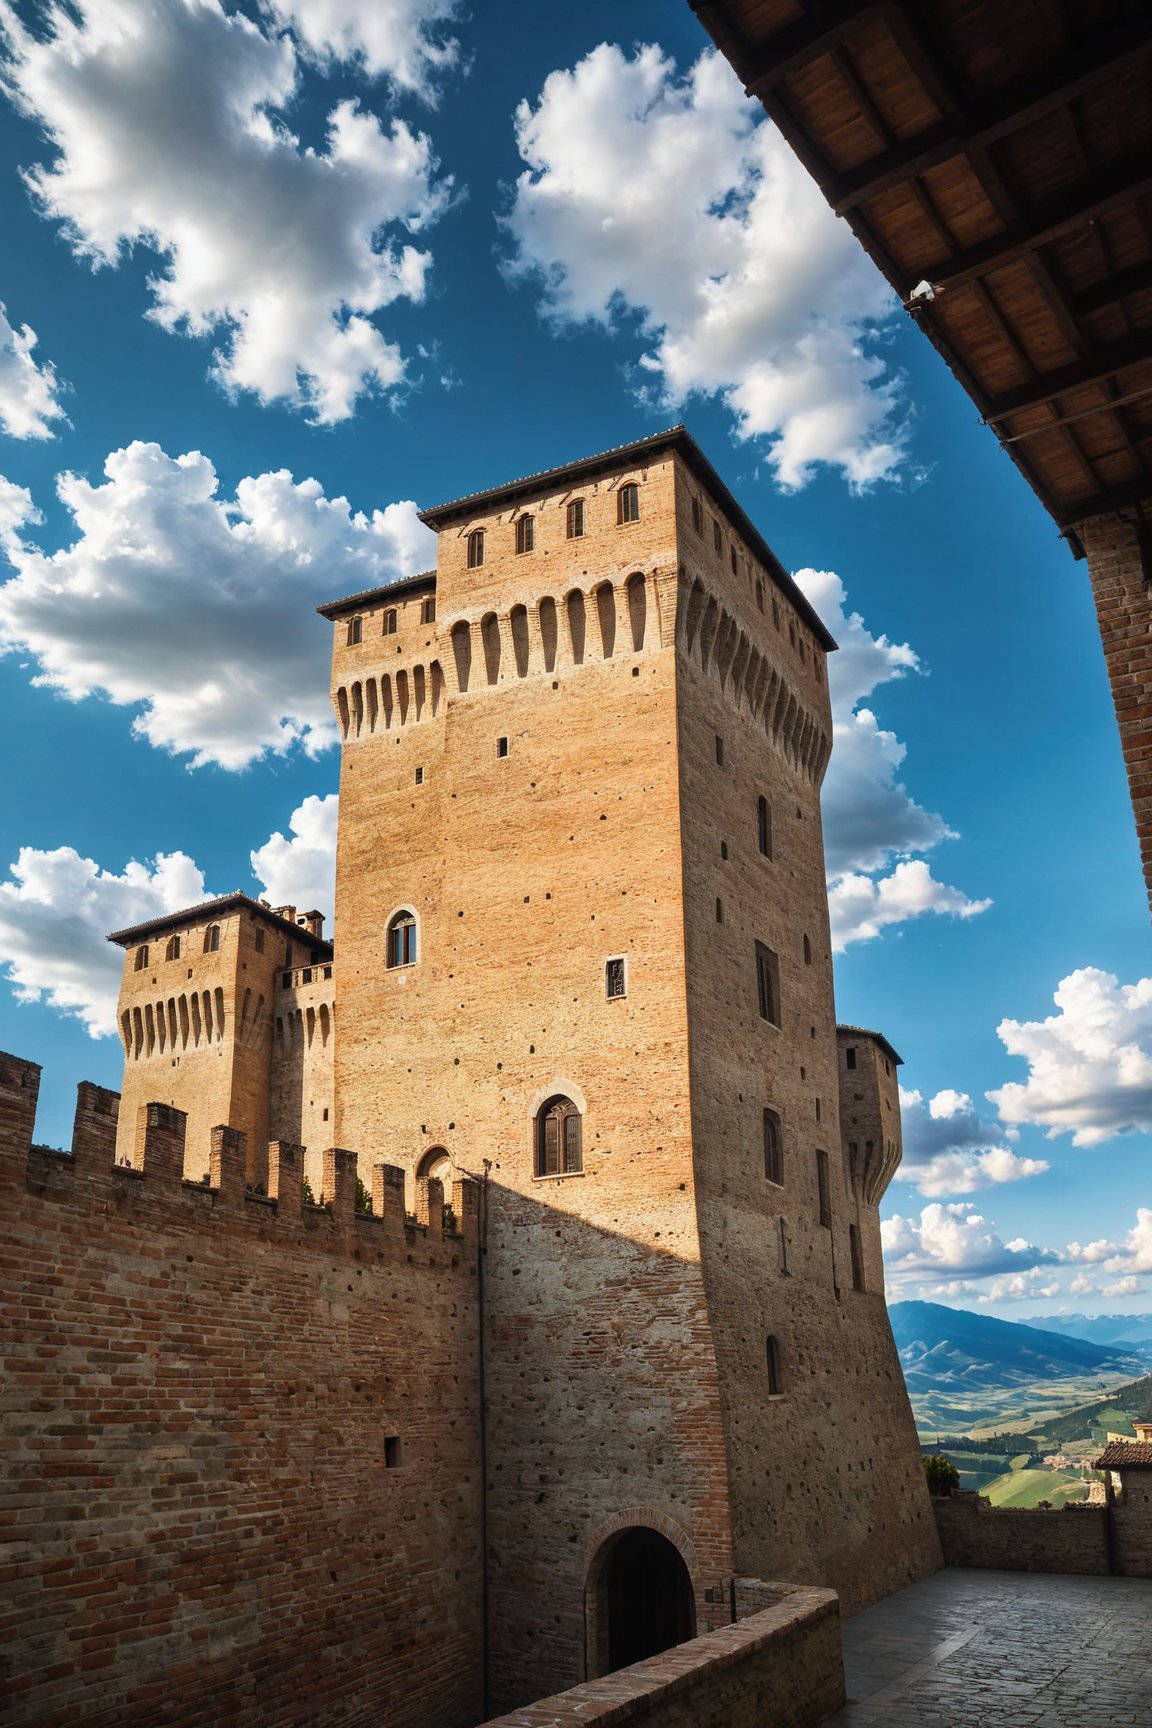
xmin=895 ymin=1085 xmax=1048 ymax=1196
xmin=0 ymin=473 xmax=37 ymax=551
xmin=250 ymin=792 xmax=338 ymax=923
xmin=0 ymin=441 xmax=434 ymax=769
xmin=505 ymin=44 xmax=908 ymax=491
xmin=882 ymin=1200 xmax=1058 ymax=1286
xmin=988 ymin=968 xmax=1152 ymax=1147
xmin=0 ymin=792 xmax=339 ymax=1036
xmin=1068 ymin=1209 xmax=1152 ymax=1278
xmin=0 ymin=301 xmax=66 ymax=439
xmin=261 ymin=0 xmax=460 ymax=98
xmin=0 ymin=845 xmax=207 ymax=1036
xmin=0 ymin=0 xmax=451 ymax=421
xmin=792 ymin=569 xmax=989 ymax=949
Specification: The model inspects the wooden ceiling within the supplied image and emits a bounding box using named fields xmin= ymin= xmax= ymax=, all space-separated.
xmin=691 ymin=0 xmax=1152 ymax=552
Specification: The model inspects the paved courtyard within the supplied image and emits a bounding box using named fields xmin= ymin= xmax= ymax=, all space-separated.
xmin=822 ymin=1566 xmax=1152 ymax=1727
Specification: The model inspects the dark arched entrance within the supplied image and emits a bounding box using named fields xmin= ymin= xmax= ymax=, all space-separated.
xmin=596 ymin=1526 xmax=696 ymax=1674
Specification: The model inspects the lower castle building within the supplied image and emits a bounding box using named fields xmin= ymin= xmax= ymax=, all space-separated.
xmin=2 ymin=427 xmax=941 ymax=1728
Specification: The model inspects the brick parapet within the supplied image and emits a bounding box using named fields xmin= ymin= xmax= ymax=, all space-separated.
xmin=933 ymin=1490 xmax=1110 ymax=1574
xmin=475 ymin=1586 xmax=843 ymax=1728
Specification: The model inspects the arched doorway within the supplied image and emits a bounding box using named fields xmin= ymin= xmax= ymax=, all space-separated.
xmin=588 ymin=1526 xmax=696 ymax=1675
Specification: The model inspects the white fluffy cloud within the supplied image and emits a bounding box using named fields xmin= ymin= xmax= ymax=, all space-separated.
xmin=988 ymin=968 xmax=1152 ymax=1147
xmin=0 ymin=301 xmax=66 ymax=439
xmin=0 ymin=793 xmax=339 ymax=1037
xmin=250 ymin=792 xmax=338 ymax=924
xmin=794 ymin=569 xmax=989 ymax=949
xmin=882 ymin=1200 xmax=1057 ymax=1285
xmin=262 ymin=0 xmax=460 ymax=97
xmin=505 ymin=44 xmax=907 ymax=491
xmin=895 ymin=1085 xmax=1048 ymax=1196
xmin=1069 ymin=1209 xmax=1152 ymax=1279
xmin=0 ymin=0 xmax=451 ymax=421
xmin=0 ymin=441 xmax=434 ymax=768
xmin=0 ymin=845 xmax=207 ymax=1036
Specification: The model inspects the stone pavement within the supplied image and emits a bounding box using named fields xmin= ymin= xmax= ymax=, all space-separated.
xmin=822 ymin=1566 xmax=1152 ymax=1727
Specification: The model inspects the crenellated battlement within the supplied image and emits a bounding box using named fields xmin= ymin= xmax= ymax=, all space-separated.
xmin=1 ymin=1049 xmax=478 ymax=1270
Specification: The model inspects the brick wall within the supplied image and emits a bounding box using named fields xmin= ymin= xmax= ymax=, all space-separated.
xmin=933 ymin=1491 xmax=1109 ymax=1573
xmin=0 ymin=1053 xmax=483 ymax=1728
xmin=1112 ymin=1474 xmax=1152 ymax=1575
xmin=1079 ymin=513 xmax=1152 ymax=910
xmin=474 ymin=1586 xmax=843 ymax=1728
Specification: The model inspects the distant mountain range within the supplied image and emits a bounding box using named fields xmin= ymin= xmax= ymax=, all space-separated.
xmin=1019 ymin=1312 xmax=1152 ymax=1355
xmin=889 ymin=1301 xmax=1151 ymax=1394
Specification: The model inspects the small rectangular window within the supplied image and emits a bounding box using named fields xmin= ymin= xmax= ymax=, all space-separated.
xmin=691 ymin=497 xmax=703 ymax=535
xmin=415 ymin=766 xmax=424 ymax=785
xmin=850 ymin=1223 xmax=865 ymax=1292
xmin=845 ymin=1046 xmax=857 ymax=1071
xmin=496 ymin=736 xmax=509 ymax=758
xmin=816 ymin=1149 xmax=831 ymax=1228
xmin=755 ymin=941 xmax=780 ymax=1027
xmin=346 ymin=616 xmax=362 ymax=645
xmin=384 ymin=1436 xmax=401 ymax=1468
xmin=421 ymin=597 xmax=436 ymax=624
xmin=566 ymin=499 xmax=585 ymax=539
xmin=516 ymin=514 xmax=535 ymax=554
xmin=605 ymin=957 xmax=626 ymax=999
xmin=254 ymin=926 xmax=265 ymax=953
xmin=715 ymin=898 xmax=724 ymax=924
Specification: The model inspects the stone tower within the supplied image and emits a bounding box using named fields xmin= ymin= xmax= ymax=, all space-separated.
xmin=318 ymin=426 xmax=940 ymax=1713
xmin=109 ymin=895 xmax=332 ymax=1180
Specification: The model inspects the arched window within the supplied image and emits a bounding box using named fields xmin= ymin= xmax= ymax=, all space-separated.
xmin=418 ymin=1147 xmax=453 ymax=1189
xmin=382 ymin=607 xmax=398 ymax=635
xmin=134 ymin=944 xmax=149 ymax=971
xmin=203 ymin=924 xmax=221 ymax=954
xmin=346 ymin=616 xmax=362 ymax=645
xmin=535 ymin=1095 xmax=582 ymax=1177
xmin=763 ymin=1108 xmax=783 ymax=1185
xmin=516 ymin=514 xmax=535 ymax=554
xmin=467 ymin=529 xmax=485 ymax=568
xmin=386 ymin=909 xmax=417 ymax=969
xmin=165 ymin=934 xmax=181 ymax=962
xmin=566 ymin=499 xmax=585 ymax=539
xmin=617 ymin=482 xmax=639 ymax=524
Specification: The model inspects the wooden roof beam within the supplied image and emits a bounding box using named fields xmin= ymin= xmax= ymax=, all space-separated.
xmin=1073 ymin=258 xmax=1152 ymax=318
xmin=984 ymin=332 xmax=1152 ymax=424
xmin=733 ymin=1 xmax=891 ymax=97
xmin=1058 ymin=475 xmax=1152 ymax=527
xmin=910 ymin=160 xmax=1152 ymax=297
xmin=833 ymin=34 xmax=1152 ymax=214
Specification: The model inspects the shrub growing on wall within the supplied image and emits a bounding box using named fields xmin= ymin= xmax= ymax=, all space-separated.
xmin=923 ymin=1454 xmax=960 ymax=1496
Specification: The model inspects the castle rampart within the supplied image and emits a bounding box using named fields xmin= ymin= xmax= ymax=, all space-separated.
xmin=0 ymin=1053 xmax=482 ymax=1728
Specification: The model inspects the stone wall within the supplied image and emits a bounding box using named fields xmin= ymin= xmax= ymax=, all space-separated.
xmin=475 ymin=1587 xmax=843 ymax=1728
xmin=1079 ymin=512 xmax=1152 ymax=911
xmin=1113 ymin=1475 xmax=1152 ymax=1575
xmin=933 ymin=1491 xmax=1109 ymax=1573
xmin=0 ymin=1053 xmax=483 ymax=1728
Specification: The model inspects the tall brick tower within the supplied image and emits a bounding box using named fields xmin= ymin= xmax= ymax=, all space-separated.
xmin=318 ymin=426 xmax=939 ymax=1712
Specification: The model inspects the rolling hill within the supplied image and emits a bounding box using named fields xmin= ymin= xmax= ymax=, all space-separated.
xmin=889 ymin=1300 xmax=1147 ymax=1394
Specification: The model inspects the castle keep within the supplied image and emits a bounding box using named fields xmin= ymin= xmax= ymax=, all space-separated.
xmin=2 ymin=428 xmax=940 ymax=1726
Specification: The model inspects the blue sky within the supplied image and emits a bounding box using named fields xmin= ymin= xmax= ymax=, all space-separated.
xmin=0 ymin=0 xmax=1148 ymax=1319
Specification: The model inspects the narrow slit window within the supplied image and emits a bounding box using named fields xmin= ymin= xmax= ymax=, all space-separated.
xmin=803 ymin=934 xmax=812 ymax=965
xmin=415 ymin=766 xmax=425 ymax=786
xmin=605 ymin=957 xmax=627 ymax=999
xmin=617 ymin=482 xmax=639 ymax=524
xmin=566 ymin=499 xmax=585 ymax=539
xmin=254 ymin=926 xmax=265 ymax=954
xmin=691 ymin=497 xmax=703 ymax=535
xmin=758 ymin=795 xmax=772 ymax=859
xmin=763 ymin=1108 xmax=783 ymax=1185
xmin=384 ymin=1436 xmax=401 ymax=1468
xmin=845 ymin=1046 xmax=857 ymax=1071
xmin=715 ymin=734 xmax=724 ymax=766
xmin=715 ymin=898 xmax=724 ymax=924
xmin=816 ymin=1148 xmax=831 ymax=1228
xmin=766 ymin=1334 xmax=782 ymax=1396
xmin=850 ymin=1224 xmax=865 ymax=1292
xmin=496 ymin=736 xmax=509 ymax=759
xmin=712 ymin=519 xmax=722 ymax=555
xmin=467 ymin=529 xmax=485 ymax=568
xmin=516 ymin=514 xmax=535 ymax=554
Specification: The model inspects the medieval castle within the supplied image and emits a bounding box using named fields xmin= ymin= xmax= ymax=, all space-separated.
xmin=2 ymin=427 xmax=944 ymax=1727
